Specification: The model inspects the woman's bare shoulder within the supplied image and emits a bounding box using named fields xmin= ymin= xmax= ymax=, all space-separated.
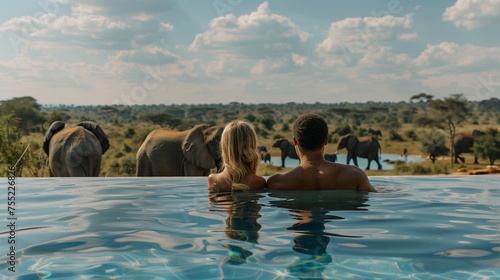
xmin=245 ymin=174 xmax=267 ymax=190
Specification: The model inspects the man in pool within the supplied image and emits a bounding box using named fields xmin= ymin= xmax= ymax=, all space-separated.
xmin=267 ymin=113 xmax=377 ymax=192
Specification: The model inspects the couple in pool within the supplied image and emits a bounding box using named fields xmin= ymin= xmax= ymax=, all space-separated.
xmin=208 ymin=113 xmax=377 ymax=192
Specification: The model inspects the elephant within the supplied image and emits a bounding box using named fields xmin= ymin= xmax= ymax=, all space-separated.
xmin=42 ymin=121 xmax=110 ymax=177
xmin=368 ymin=128 xmax=382 ymax=138
xmin=453 ymin=130 xmax=485 ymax=164
xmin=337 ymin=134 xmax=382 ymax=170
xmin=260 ymin=151 xmax=271 ymax=164
xmin=136 ymin=124 xmax=224 ymax=176
xmin=324 ymin=153 xmax=337 ymax=162
xmin=257 ymin=145 xmax=267 ymax=153
xmin=272 ymin=138 xmax=299 ymax=167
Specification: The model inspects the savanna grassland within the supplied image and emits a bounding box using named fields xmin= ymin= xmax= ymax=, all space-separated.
xmin=1 ymin=95 xmax=500 ymax=177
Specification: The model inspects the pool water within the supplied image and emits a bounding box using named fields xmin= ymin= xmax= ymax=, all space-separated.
xmin=1 ymin=176 xmax=500 ymax=279
xmin=268 ymin=154 xmax=426 ymax=169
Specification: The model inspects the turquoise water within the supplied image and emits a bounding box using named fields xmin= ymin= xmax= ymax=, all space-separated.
xmin=1 ymin=176 xmax=500 ymax=279
xmin=269 ymin=154 xmax=426 ymax=169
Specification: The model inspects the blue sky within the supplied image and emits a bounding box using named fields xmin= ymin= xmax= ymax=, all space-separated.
xmin=0 ymin=0 xmax=499 ymax=105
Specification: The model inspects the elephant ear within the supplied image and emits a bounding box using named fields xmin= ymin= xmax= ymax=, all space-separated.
xmin=77 ymin=121 xmax=110 ymax=154
xmin=182 ymin=124 xmax=216 ymax=170
xmin=43 ymin=121 xmax=66 ymax=155
xmin=279 ymin=139 xmax=289 ymax=149
xmin=347 ymin=135 xmax=358 ymax=150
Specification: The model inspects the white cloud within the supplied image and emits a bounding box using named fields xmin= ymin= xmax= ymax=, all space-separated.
xmin=414 ymin=42 xmax=500 ymax=69
xmin=189 ymin=2 xmax=310 ymax=60
xmin=443 ymin=0 xmax=500 ymax=29
xmin=0 ymin=13 xmax=172 ymax=52
xmin=316 ymin=14 xmax=414 ymax=66
xmin=398 ymin=32 xmax=418 ymax=40
xmin=53 ymin=0 xmax=173 ymax=17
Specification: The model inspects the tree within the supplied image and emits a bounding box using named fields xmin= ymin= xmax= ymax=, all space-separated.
xmin=47 ymin=111 xmax=71 ymax=124
xmin=410 ymin=93 xmax=434 ymax=117
xmin=416 ymin=94 xmax=471 ymax=168
xmin=139 ymin=112 xmax=182 ymax=128
xmin=421 ymin=130 xmax=450 ymax=163
xmin=99 ymin=106 xmax=119 ymax=122
xmin=410 ymin=93 xmax=434 ymax=103
xmin=472 ymin=128 xmax=500 ymax=165
xmin=245 ymin=113 xmax=256 ymax=123
xmin=261 ymin=117 xmax=275 ymax=130
xmin=0 ymin=96 xmax=45 ymax=133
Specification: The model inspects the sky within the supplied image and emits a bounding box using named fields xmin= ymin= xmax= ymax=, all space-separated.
xmin=0 ymin=0 xmax=499 ymax=106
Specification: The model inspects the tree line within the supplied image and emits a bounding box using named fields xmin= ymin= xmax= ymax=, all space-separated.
xmin=1 ymin=95 xmax=499 ymax=176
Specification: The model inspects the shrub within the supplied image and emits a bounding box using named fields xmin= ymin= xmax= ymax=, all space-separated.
xmin=389 ymin=129 xmax=404 ymax=141
xmin=395 ymin=161 xmax=449 ymax=175
xmin=404 ymin=130 xmax=418 ymax=141
xmin=332 ymin=123 xmax=352 ymax=136
xmin=421 ymin=130 xmax=449 ymax=163
xmin=261 ymin=117 xmax=275 ymax=130
xmin=282 ymin=123 xmax=290 ymax=132
xmin=273 ymin=134 xmax=285 ymax=140
xmin=472 ymin=128 xmax=500 ymax=165
xmin=123 ymin=144 xmax=132 ymax=153
xmin=124 ymin=127 xmax=135 ymax=138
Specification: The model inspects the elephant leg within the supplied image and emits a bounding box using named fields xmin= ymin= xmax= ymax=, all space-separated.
xmin=458 ymin=156 xmax=465 ymax=163
xmin=281 ymin=156 xmax=286 ymax=167
xmin=376 ymin=158 xmax=382 ymax=170
xmin=352 ymin=156 xmax=359 ymax=167
xmin=136 ymin=154 xmax=152 ymax=176
xmin=346 ymin=152 xmax=353 ymax=165
xmin=474 ymin=156 xmax=479 ymax=164
xmin=366 ymin=159 xmax=371 ymax=170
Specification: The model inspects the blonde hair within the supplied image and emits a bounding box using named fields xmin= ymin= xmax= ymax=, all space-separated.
xmin=220 ymin=120 xmax=260 ymax=191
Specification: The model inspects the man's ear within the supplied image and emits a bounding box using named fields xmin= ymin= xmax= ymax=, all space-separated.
xmin=293 ymin=137 xmax=298 ymax=146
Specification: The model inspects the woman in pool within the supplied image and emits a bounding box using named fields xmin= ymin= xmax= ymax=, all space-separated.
xmin=208 ymin=120 xmax=266 ymax=191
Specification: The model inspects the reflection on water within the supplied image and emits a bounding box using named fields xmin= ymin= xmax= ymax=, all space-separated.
xmin=2 ymin=176 xmax=500 ymax=279
xmin=209 ymin=191 xmax=263 ymax=265
xmin=268 ymin=190 xmax=370 ymax=278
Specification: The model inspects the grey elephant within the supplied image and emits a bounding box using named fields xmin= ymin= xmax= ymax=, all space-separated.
xmin=260 ymin=151 xmax=271 ymax=164
xmin=257 ymin=145 xmax=267 ymax=153
xmin=43 ymin=121 xmax=110 ymax=177
xmin=136 ymin=124 xmax=224 ymax=176
xmin=368 ymin=128 xmax=382 ymax=138
xmin=324 ymin=153 xmax=337 ymax=162
xmin=272 ymin=138 xmax=299 ymax=167
xmin=337 ymin=134 xmax=382 ymax=170
xmin=453 ymin=130 xmax=485 ymax=164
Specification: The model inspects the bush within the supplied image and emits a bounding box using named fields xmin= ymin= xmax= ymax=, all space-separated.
xmin=123 ymin=144 xmax=132 ymax=153
xmin=404 ymin=130 xmax=418 ymax=141
xmin=421 ymin=130 xmax=449 ymax=163
xmin=395 ymin=161 xmax=449 ymax=175
xmin=261 ymin=117 xmax=275 ymax=130
xmin=282 ymin=123 xmax=290 ymax=132
xmin=472 ymin=128 xmax=500 ymax=165
xmin=245 ymin=113 xmax=256 ymax=123
xmin=389 ymin=129 xmax=404 ymax=141
xmin=119 ymin=155 xmax=136 ymax=175
xmin=332 ymin=123 xmax=352 ymax=136
xmin=273 ymin=134 xmax=285 ymax=140
xmin=124 ymin=127 xmax=135 ymax=138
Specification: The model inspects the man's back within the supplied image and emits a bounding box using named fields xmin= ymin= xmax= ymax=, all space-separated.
xmin=267 ymin=161 xmax=376 ymax=192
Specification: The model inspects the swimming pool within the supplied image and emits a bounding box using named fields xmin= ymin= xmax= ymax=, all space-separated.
xmin=268 ymin=154 xmax=426 ymax=169
xmin=1 ymin=176 xmax=500 ymax=279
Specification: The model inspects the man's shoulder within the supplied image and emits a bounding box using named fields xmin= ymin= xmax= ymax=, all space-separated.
xmin=267 ymin=168 xmax=302 ymax=189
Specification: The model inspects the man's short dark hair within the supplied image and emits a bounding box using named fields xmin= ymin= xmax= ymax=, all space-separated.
xmin=292 ymin=113 xmax=328 ymax=151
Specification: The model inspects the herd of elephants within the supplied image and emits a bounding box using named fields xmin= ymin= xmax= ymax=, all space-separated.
xmin=42 ymin=121 xmax=484 ymax=177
